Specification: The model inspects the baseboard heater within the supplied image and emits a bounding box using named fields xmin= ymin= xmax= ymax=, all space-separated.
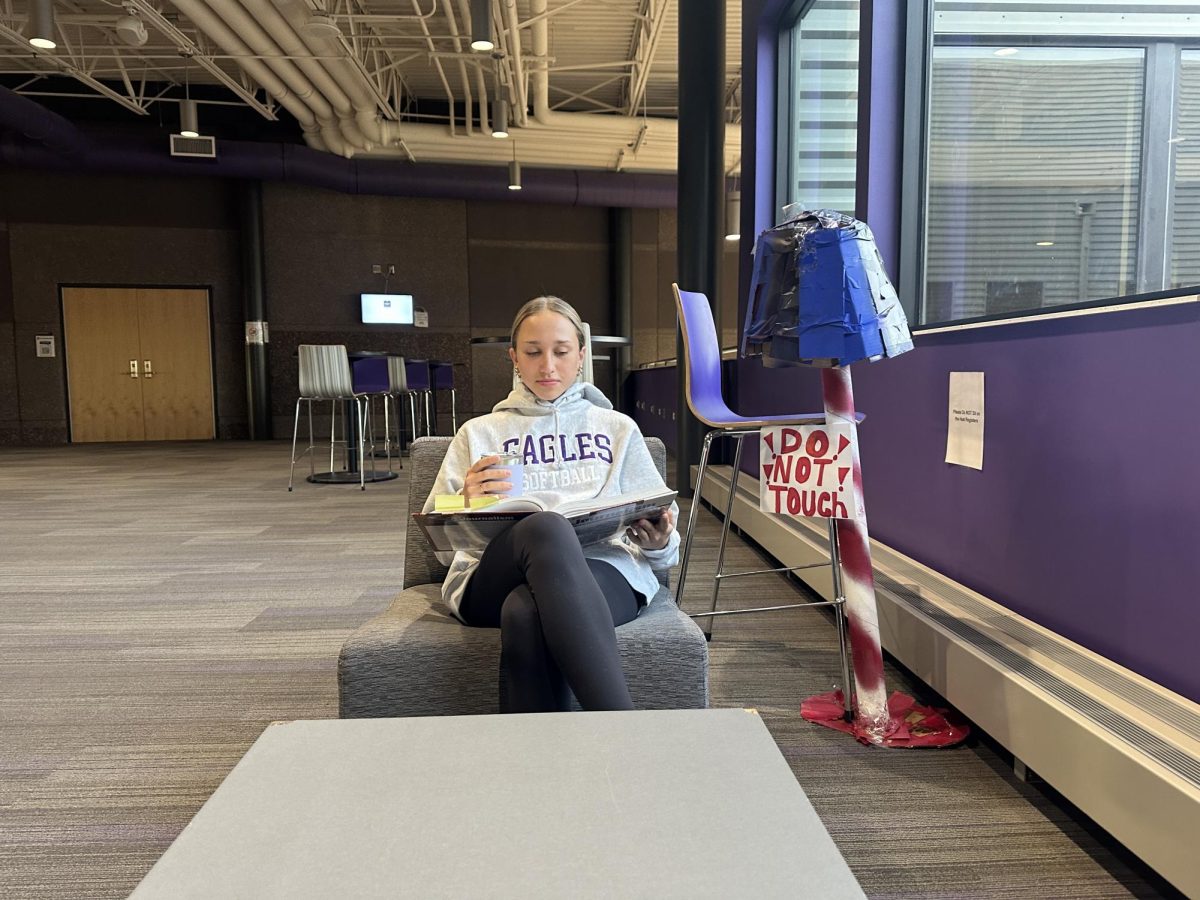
xmin=695 ymin=464 xmax=1200 ymax=898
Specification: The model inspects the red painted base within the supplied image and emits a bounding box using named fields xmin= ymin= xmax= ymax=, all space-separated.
xmin=801 ymin=690 xmax=971 ymax=748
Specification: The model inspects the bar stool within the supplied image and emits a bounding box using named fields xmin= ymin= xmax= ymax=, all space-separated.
xmin=352 ymin=356 xmax=399 ymax=472
xmin=672 ymin=283 xmax=856 ymax=716
xmin=428 ymin=360 xmax=457 ymax=434
xmin=288 ymin=344 xmax=372 ymax=491
xmin=404 ymin=359 xmax=433 ymax=437
xmin=387 ymin=356 xmax=420 ymax=460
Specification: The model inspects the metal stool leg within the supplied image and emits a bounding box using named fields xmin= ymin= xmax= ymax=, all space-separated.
xmin=355 ymin=397 xmax=366 ymax=490
xmin=449 ymin=387 xmax=458 ymax=433
xmin=675 ymin=429 xmax=716 ymax=614
xmin=423 ymin=391 xmax=433 ymax=436
xmin=407 ymin=394 xmax=418 ymax=452
xmin=827 ymin=518 xmax=855 ymax=721
xmin=707 ymin=432 xmax=747 ymax=636
xmin=288 ymin=397 xmax=303 ymax=491
xmin=306 ymin=399 xmax=315 ymax=481
xmin=329 ymin=400 xmax=338 ymax=472
xmin=392 ymin=395 xmax=403 ymax=467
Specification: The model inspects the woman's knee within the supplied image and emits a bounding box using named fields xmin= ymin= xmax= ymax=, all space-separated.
xmin=500 ymin=586 xmax=540 ymax=636
xmin=512 ymin=510 xmax=577 ymax=547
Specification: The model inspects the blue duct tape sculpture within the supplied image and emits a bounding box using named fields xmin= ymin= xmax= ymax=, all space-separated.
xmin=741 ymin=209 xmax=913 ymax=367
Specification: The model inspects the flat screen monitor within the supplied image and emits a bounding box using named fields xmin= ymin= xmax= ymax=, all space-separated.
xmin=361 ymin=293 xmax=414 ymax=325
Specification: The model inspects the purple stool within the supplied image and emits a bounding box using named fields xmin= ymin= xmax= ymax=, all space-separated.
xmin=672 ymin=284 xmax=855 ymax=704
xmin=350 ymin=355 xmax=398 ymax=475
xmin=429 ymin=360 xmax=457 ymax=433
xmin=404 ymin=359 xmax=433 ymax=437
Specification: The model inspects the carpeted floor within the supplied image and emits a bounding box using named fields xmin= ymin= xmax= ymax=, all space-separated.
xmin=0 ymin=442 xmax=1180 ymax=898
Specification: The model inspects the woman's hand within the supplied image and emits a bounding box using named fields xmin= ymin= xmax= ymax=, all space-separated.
xmin=626 ymin=507 xmax=674 ymax=551
xmin=462 ymin=455 xmax=513 ymax=505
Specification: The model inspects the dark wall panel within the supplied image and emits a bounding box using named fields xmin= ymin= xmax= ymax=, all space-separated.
xmin=264 ymin=184 xmax=470 ymax=330
xmin=465 ymin=201 xmax=610 ymax=415
xmin=8 ymin=222 xmax=243 ymax=440
xmin=0 ymin=221 xmax=15 ymax=441
xmin=0 ymin=221 xmax=12 ymax=322
xmin=0 ymin=170 xmax=680 ymax=443
xmin=631 ymin=209 xmax=660 ymax=368
xmin=0 ymin=169 xmax=237 ymax=229
xmin=262 ymin=183 xmax=473 ymax=436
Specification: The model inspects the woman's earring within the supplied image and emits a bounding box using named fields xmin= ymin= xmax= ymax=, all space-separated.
xmin=514 ymin=365 xmax=520 ymax=376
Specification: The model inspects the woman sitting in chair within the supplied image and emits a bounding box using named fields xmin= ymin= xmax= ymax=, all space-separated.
xmin=423 ymin=296 xmax=679 ymax=713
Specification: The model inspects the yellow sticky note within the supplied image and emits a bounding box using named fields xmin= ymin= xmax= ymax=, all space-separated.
xmin=434 ymin=494 xmax=466 ymax=512
xmin=467 ymin=495 xmax=499 ymax=509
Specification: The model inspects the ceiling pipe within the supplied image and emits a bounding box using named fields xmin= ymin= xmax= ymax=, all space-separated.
xmin=0 ymin=85 xmax=82 ymax=154
xmin=268 ymin=0 xmax=389 ymax=148
xmin=165 ymin=0 xmax=327 ymax=151
xmin=237 ymin=0 xmax=370 ymax=151
xmin=501 ymin=0 xmax=528 ymax=127
xmin=439 ymin=0 xmax=474 ymax=136
xmin=191 ymin=0 xmax=350 ymax=156
xmin=0 ymin=115 xmax=679 ymax=207
xmin=525 ymin=0 xmax=740 ymax=167
xmin=409 ymin=0 xmax=460 ymax=137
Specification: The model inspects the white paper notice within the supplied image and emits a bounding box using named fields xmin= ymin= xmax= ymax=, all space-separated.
xmin=946 ymin=372 xmax=984 ymax=470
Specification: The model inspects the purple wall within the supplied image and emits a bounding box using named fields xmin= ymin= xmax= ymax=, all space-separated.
xmin=630 ymin=366 xmax=678 ymax=450
xmin=637 ymin=300 xmax=1200 ymax=701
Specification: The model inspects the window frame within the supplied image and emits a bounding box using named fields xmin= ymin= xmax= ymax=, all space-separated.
xmin=897 ymin=2 xmax=1200 ymax=329
xmin=774 ymin=0 xmax=862 ymax=224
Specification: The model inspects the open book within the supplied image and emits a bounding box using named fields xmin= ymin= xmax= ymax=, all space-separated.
xmin=414 ymin=489 xmax=677 ymax=553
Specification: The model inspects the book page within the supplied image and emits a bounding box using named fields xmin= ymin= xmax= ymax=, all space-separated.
xmin=461 ymin=496 xmax=546 ymax=514
xmin=556 ymin=489 xmax=676 ymax=519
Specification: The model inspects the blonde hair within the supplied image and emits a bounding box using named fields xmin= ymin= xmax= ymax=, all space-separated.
xmin=510 ymin=295 xmax=586 ymax=349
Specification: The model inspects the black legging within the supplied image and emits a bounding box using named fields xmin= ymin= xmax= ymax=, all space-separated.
xmin=459 ymin=511 xmax=641 ymax=713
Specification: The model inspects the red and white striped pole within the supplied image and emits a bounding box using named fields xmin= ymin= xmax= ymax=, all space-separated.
xmin=820 ymin=365 xmax=889 ymax=740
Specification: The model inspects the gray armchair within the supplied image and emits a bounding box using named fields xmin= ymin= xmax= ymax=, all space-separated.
xmin=338 ymin=436 xmax=710 ymax=717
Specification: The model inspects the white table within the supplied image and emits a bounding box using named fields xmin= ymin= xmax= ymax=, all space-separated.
xmin=131 ymin=709 xmax=865 ymax=899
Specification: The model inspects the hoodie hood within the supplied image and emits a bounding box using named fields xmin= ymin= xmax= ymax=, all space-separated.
xmin=492 ymin=380 xmax=614 ymax=416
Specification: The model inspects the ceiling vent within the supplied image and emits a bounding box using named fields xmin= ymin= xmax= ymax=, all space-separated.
xmin=170 ymin=134 xmax=216 ymax=158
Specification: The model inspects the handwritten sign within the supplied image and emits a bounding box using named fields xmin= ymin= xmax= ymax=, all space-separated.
xmin=759 ymin=424 xmax=860 ymax=520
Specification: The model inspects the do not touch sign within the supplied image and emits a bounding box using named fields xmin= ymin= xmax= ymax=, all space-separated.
xmin=759 ymin=424 xmax=860 ymax=521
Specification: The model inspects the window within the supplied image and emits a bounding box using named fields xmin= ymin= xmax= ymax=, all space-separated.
xmin=777 ymin=0 xmax=860 ymax=219
xmin=1172 ymin=49 xmax=1200 ymax=288
xmin=917 ymin=2 xmax=1200 ymax=325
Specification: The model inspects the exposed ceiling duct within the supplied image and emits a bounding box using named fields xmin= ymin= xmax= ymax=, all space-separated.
xmin=0 ymin=85 xmax=679 ymax=208
xmin=0 ymin=1 xmax=741 ymax=175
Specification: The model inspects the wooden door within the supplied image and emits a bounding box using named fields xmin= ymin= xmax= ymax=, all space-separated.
xmin=137 ymin=289 xmax=214 ymax=440
xmin=62 ymin=288 xmax=145 ymax=442
xmin=63 ymin=287 xmax=215 ymax=442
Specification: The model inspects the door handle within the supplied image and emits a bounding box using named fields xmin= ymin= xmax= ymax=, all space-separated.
xmin=129 ymin=359 xmax=139 ymax=378
xmin=143 ymin=359 xmax=154 ymax=379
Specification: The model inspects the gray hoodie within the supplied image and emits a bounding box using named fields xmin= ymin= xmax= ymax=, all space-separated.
xmin=422 ymin=380 xmax=681 ymax=619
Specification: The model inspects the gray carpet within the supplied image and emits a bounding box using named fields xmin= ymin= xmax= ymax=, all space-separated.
xmin=0 ymin=442 xmax=1177 ymax=898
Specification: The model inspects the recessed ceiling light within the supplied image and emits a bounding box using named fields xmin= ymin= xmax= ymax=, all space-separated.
xmin=1036 ymin=241 xmax=1054 ymax=247
xmin=1168 ymin=136 xmax=1186 ymax=144
xmin=994 ymin=47 xmax=1019 ymax=57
